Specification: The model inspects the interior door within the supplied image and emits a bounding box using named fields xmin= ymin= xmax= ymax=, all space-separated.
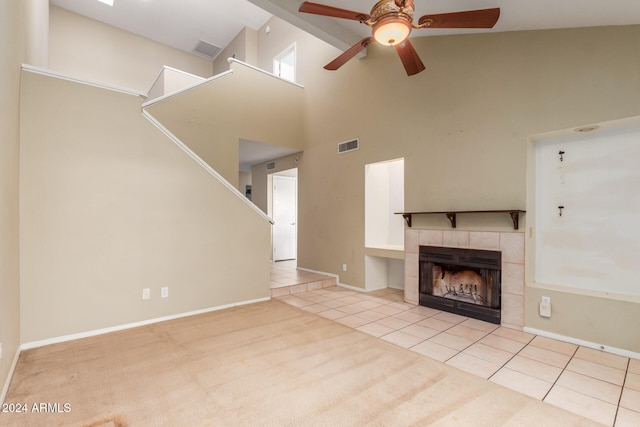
xmin=272 ymin=175 xmax=297 ymax=261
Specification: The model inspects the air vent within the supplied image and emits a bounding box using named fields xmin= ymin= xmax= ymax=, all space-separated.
xmin=192 ymin=39 xmax=221 ymax=60
xmin=266 ymin=162 xmax=276 ymax=170
xmin=338 ymin=139 xmax=359 ymax=154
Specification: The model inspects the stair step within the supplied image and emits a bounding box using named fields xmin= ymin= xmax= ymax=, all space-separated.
xmin=270 ymin=277 xmax=337 ymax=298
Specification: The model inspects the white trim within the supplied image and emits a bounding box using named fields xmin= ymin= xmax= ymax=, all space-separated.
xmin=141 ymin=109 xmax=274 ymax=225
xmin=296 ymin=266 xmax=338 ymax=281
xmin=159 ymin=65 xmax=205 ymax=84
xmin=227 ymin=58 xmax=304 ymax=88
xmin=146 ymin=65 xmax=206 ymax=98
xmin=20 ymin=296 xmax=270 ymax=351
xmin=295 ymin=267 xmax=366 ymax=292
xmin=296 ymin=267 xmax=367 ymax=292
xmin=1 ymin=347 xmax=22 ymax=405
xmin=523 ymin=327 xmax=640 ymax=360
xmin=21 ymin=64 xmax=145 ymax=97
xmin=336 ymin=282 xmax=368 ymax=292
xmin=142 ymin=69 xmax=234 ymax=108
xmin=143 ymin=59 xmax=304 ymax=110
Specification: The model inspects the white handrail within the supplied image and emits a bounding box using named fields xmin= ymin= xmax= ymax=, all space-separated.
xmin=226 ymin=58 xmax=305 ymax=88
xmin=142 ymin=68 xmax=235 ymax=108
xmin=146 ymin=65 xmax=206 ymax=96
xmin=22 ymin=64 xmax=146 ymax=97
xmin=141 ymin=109 xmax=274 ymax=225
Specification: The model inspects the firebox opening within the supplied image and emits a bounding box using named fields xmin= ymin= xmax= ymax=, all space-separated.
xmin=420 ymin=246 xmax=502 ymax=324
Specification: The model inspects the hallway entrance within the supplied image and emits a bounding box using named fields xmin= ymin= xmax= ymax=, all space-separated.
xmin=270 ymin=168 xmax=297 ymax=261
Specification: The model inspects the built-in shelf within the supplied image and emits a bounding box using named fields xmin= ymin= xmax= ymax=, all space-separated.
xmin=395 ymin=210 xmax=526 ymax=230
xmin=364 ymin=246 xmax=405 ymax=260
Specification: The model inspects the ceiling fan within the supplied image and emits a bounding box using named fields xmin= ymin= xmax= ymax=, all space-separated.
xmin=299 ymin=0 xmax=500 ymax=76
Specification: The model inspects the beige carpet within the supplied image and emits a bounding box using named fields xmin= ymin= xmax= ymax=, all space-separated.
xmin=2 ymin=300 xmax=599 ymax=426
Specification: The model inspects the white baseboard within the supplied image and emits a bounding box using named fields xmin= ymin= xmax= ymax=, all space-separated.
xmin=523 ymin=327 xmax=640 ymax=360
xmin=295 ymin=266 xmax=366 ymax=292
xmin=296 ymin=267 xmax=405 ymax=293
xmin=21 ymin=296 xmax=270 ymax=351
xmin=296 ymin=266 xmax=338 ymax=280
xmin=1 ymin=347 xmax=22 ymax=405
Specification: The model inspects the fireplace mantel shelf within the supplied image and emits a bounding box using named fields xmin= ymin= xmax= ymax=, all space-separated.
xmin=395 ymin=210 xmax=525 ymax=229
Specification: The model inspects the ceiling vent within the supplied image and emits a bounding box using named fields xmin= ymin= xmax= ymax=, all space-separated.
xmin=192 ymin=39 xmax=221 ymax=60
xmin=338 ymin=139 xmax=359 ymax=154
xmin=266 ymin=162 xmax=276 ymax=170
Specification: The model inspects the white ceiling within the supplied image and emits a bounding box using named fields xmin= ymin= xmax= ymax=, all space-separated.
xmin=52 ymin=0 xmax=640 ymax=57
xmin=50 ymin=0 xmax=273 ymax=57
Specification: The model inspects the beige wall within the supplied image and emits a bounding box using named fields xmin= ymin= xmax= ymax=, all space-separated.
xmin=253 ymin=18 xmax=640 ymax=350
xmin=49 ymin=6 xmax=213 ymax=93
xmin=147 ymin=67 xmax=205 ymax=100
xmin=24 ymin=0 xmax=48 ymax=67
xmin=212 ymin=27 xmax=259 ymax=76
xmin=0 ymin=0 xmax=24 ymax=394
xmin=145 ymin=62 xmax=305 ymax=188
xmin=525 ymin=286 xmax=640 ymax=352
xmin=19 ymin=70 xmax=272 ymax=343
xmin=257 ymin=16 xmax=336 ymax=86
xmin=300 ymin=25 xmax=640 ymax=283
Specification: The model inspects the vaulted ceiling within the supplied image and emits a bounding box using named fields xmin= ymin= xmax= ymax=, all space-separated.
xmin=52 ymin=0 xmax=640 ymax=59
xmin=49 ymin=0 xmax=640 ymax=170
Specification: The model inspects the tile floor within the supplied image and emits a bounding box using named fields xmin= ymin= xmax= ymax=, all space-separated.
xmin=270 ymin=260 xmax=337 ymax=292
xmin=270 ymin=260 xmax=640 ymax=427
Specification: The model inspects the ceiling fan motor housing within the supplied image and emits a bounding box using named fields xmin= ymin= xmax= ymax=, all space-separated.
xmin=370 ymin=0 xmax=414 ymax=20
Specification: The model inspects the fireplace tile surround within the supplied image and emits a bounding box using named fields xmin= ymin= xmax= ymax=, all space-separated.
xmin=405 ymin=229 xmax=525 ymax=330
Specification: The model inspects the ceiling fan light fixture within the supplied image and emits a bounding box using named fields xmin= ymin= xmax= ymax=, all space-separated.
xmin=372 ymin=16 xmax=411 ymax=46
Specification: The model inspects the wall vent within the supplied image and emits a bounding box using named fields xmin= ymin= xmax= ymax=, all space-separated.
xmin=266 ymin=162 xmax=276 ymax=170
xmin=338 ymin=139 xmax=359 ymax=154
xmin=192 ymin=39 xmax=222 ymax=60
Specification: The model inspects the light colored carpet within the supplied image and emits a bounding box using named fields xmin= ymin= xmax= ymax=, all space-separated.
xmin=2 ymin=300 xmax=599 ymax=426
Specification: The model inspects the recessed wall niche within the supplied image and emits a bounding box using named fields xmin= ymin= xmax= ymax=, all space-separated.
xmin=365 ymin=158 xmax=404 ymax=250
xmin=365 ymin=158 xmax=404 ymax=290
xmin=531 ymin=116 xmax=640 ymax=297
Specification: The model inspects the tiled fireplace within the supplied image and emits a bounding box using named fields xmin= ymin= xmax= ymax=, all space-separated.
xmin=404 ymin=229 xmax=525 ymax=330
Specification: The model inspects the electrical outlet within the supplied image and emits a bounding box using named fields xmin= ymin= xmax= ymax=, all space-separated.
xmin=142 ymin=288 xmax=151 ymax=300
xmin=539 ymin=296 xmax=551 ymax=317
xmin=342 ymin=264 xmax=347 ymax=272
xmin=161 ymin=287 xmax=169 ymax=298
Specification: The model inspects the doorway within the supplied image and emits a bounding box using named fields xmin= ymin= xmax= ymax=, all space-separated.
xmin=270 ymin=168 xmax=297 ymax=261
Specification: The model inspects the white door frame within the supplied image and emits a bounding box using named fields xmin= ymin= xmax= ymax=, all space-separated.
xmin=269 ymin=168 xmax=298 ymax=261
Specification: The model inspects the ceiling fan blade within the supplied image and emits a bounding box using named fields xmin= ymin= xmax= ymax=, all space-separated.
xmin=395 ymin=39 xmax=425 ymax=76
xmin=299 ymin=1 xmax=370 ymax=22
xmin=418 ymin=8 xmax=500 ymax=29
xmin=324 ymin=37 xmax=373 ymax=70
